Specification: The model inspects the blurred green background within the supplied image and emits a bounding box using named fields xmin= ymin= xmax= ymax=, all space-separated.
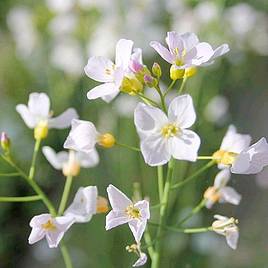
xmin=0 ymin=0 xmax=268 ymax=267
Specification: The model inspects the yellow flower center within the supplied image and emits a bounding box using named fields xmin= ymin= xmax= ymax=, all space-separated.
xmin=34 ymin=120 xmax=48 ymax=140
xmin=42 ymin=219 xmax=56 ymax=231
xmin=212 ymin=150 xmax=238 ymax=165
xmin=125 ymin=205 xmax=141 ymax=219
xmin=98 ymin=133 xmax=116 ymax=148
xmin=120 ymin=76 xmax=143 ymax=96
xmin=161 ymin=123 xmax=180 ymax=138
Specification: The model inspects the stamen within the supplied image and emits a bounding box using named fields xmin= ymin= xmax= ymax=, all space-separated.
xmin=212 ymin=150 xmax=238 ymax=165
xmin=125 ymin=205 xmax=141 ymax=219
xmin=42 ymin=219 xmax=57 ymax=231
xmin=161 ymin=123 xmax=180 ymax=138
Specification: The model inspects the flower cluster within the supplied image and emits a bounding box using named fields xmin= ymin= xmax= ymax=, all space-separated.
xmin=1 ymin=31 xmax=268 ymax=268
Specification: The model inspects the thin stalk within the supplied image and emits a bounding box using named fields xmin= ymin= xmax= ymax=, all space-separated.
xmin=154 ymin=85 xmax=167 ymax=113
xmin=58 ymin=175 xmax=73 ymax=215
xmin=164 ymin=80 xmax=176 ymax=97
xmin=151 ymin=159 xmax=175 ymax=268
xmin=197 ymin=156 xmax=214 ymax=160
xmin=178 ymin=77 xmax=187 ymax=94
xmin=29 ymin=138 xmax=41 ymax=180
xmin=137 ymin=93 xmax=160 ymax=108
xmin=157 ymin=166 xmax=164 ymax=201
xmin=0 ymin=172 xmax=20 ymax=177
xmin=115 ymin=142 xmax=141 ymax=152
xmin=171 ymin=160 xmax=215 ymax=190
xmin=144 ymin=229 xmax=155 ymax=260
xmin=0 ymin=195 xmax=42 ymax=202
xmin=177 ymin=199 xmax=206 ymax=226
xmin=60 ymin=243 xmax=73 ymax=268
xmin=149 ymin=222 xmax=212 ymax=234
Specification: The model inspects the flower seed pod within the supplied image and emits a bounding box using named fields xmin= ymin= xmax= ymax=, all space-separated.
xmin=1 ymin=132 xmax=11 ymax=153
xmin=152 ymin=62 xmax=162 ymax=78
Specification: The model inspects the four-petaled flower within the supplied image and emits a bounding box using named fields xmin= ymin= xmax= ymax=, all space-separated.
xmin=28 ymin=213 xmax=74 ymax=248
xmin=42 ymin=146 xmax=99 ymax=176
xmin=105 ymin=184 xmax=150 ymax=243
xmin=85 ymin=39 xmax=134 ymax=102
xmin=16 ymin=92 xmax=78 ymax=139
xmin=64 ymin=186 xmax=108 ymax=223
xmin=211 ymin=214 xmax=239 ymax=250
xmin=134 ymin=94 xmax=200 ymax=166
xmin=150 ymin=31 xmax=229 ymax=71
xmin=213 ymin=125 xmax=268 ymax=174
xmin=204 ymin=169 xmax=241 ymax=209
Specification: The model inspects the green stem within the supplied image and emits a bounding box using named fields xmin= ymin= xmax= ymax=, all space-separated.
xmin=60 ymin=243 xmax=73 ymax=268
xmin=154 ymin=85 xmax=167 ymax=113
xmin=157 ymin=166 xmax=164 ymax=201
xmin=177 ymin=199 xmax=206 ymax=226
xmin=137 ymin=93 xmax=160 ymax=108
xmin=149 ymin=222 xmax=212 ymax=234
xmin=29 ymin=138 xmax=41 ymax=180
xmin=58 ymin=175 xmax=73 ymax=215
xmin=0 ymin=195 xmax=42 ymax=202
xmin=164 ymin=80 xmax=176 ymax=97
xmin=198 ymin=156 xmax=214 ymax=160
xmin=0 ymin=172 xmax=20 ymax=177
xmin=151 ymin=159 xmax=175 ymax=268
xmin=171 ymin=160 xmax=215 ymax=190
xmin=144 ymin=228 xmax=155 ymax=260
xmin=178 ymin=77 xmax=187 ymax=94
xmin=115 ymin=142 xmax=141 ymax=152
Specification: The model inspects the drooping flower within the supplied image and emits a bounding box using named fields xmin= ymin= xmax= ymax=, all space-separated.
xmin=150 ymin=31 xmax=229 ymax=78
xmin=126 ymin=243 xmax=147 ymax=267
xmin=28 ymin=213 xmax=74 ymax=248
xmin=16 ymin=92 xmax=78 ymax=139
xmin=105 ymin=184 xmax=150 ymax=243
xmin=63 ymin=119 xmax=115 ymax=156
xmin=211 ymin=215 xmax=239 ymax=250
xmin=134 ymin=94 xmax=200 ymax=166
xmin=85 ymin=39 xmax=134 ymax=102
xmin=64 ymin=186 xmax=109 ymax=223
xmin=42 ymin=146 xmax=99 ymax=176
xmin=213 ymin=125 xmax=268 ymax=174
xmin=204 ymin=169 xmax=241 ymax=209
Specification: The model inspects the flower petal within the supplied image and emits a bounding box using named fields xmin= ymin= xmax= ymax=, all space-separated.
xmin=28 ymin=92 xmax=50 ymax=118
xmin=76 ymin=149 xmax=99 ymax=168
xmin=84 ymin=56 xmax=115 ymax=82
xmin=140 ymin=134 xmax=170 ymax=166
xmin=134 ymin=200 xmax=150 ymax=220
xmin=16 ymin=104 xmax=37 ymax=128
xmin=64 ymin=119 xmax=98 ymax=154
xmin=28 ymin=227 xmax=46 ymax=245
xmin=46 ymin=230 xmax=65 ymax=248
xmin=220 ymin=187 xmax=241 ymax=205
xmin=105 ymin=210 xmax=130 ymax=230
xmin=214 ymin=169 xmax=231 ymax=188
xmin=134 ymin=103 xmax=168 ymax=139
xmin=190 ymin=42 xmax=214 ymax=66
xmin=133 ymin=253 xmax=147 ymax=267
xmin=180 ymin=32 xmax=199 ymax=51
xmin=169 ymin=129 xmax=200 ymax=162
xmin=115 ymin=39 xmax=134 ymax=69
xmin=29 ymin=213 xmax=52 ymax=227
xmin=168 ymin=94 xmax=196 ymax=128
xmin=149 ymin=41 xmax=174 ymax=64
xmin=42 ymin=146 xmax=68 ymax=170
xmin=128 ymin=219 xmax=147 ymax=243
xmin=166 ymin=31 xmax=183 ymax=54
xmin=87 ymin=83 xmax=119 ymax=103
xmin=107 ymin=184 xmax=132 ymax=211
xmin=48 ymin=108 xmax=78 ymax=129
xmin=226 ymin=228 xmax=239 ymax=250
xmin=220 ymin=125 xmax=252 ymax=153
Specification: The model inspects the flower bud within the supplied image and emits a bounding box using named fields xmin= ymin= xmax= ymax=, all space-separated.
xmin=152 ymin=62 xmax=162 ymax=78
xmin=34 ymin=121 xmax=48 ymax=140
xmin=144 ymin=74 xmax=157 ymax=88
xmin=96 ymin=196 xmax=109 ymax=213
xmin=170 ymin=65 xmax=185 ymax=80
xmin=120 ymin=76 xmax=143 ymax=95
xmin=1 ymin=132 xmax=11 ymax=152
xmin=98 ymin=133 xmax=116 ymax=148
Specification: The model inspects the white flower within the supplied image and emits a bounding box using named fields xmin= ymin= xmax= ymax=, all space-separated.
xmin=150 ymin=31 xmax=229 ymax=70
xmin=63 ymin=119 xmax=115 ymax=156
xmin=28 ymin=214 xmax=74 ymax=248
xmin=134 ymin=94 xmax=200 ymax=166
xmin=85 ymin=39 xmax=134 ymax=103
xmin=204 ymin=169 xmax=241 ymax=209
xmin=64 ymin=186 xmax=108 ymax=223
xmin=231 ymin=137 xmax=268 ymax=174
xmin=211 ymin=215 xmax=239 ymax=250
xmin=105 ymin=184 xmax=150 ymax=243
xmin=126 ymin=243 xmax=147 ymax=267
xmin=16 ymin=92 xmax=78 ymax=130
xmin=213 ymin=125 xmax=268 ymax=174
